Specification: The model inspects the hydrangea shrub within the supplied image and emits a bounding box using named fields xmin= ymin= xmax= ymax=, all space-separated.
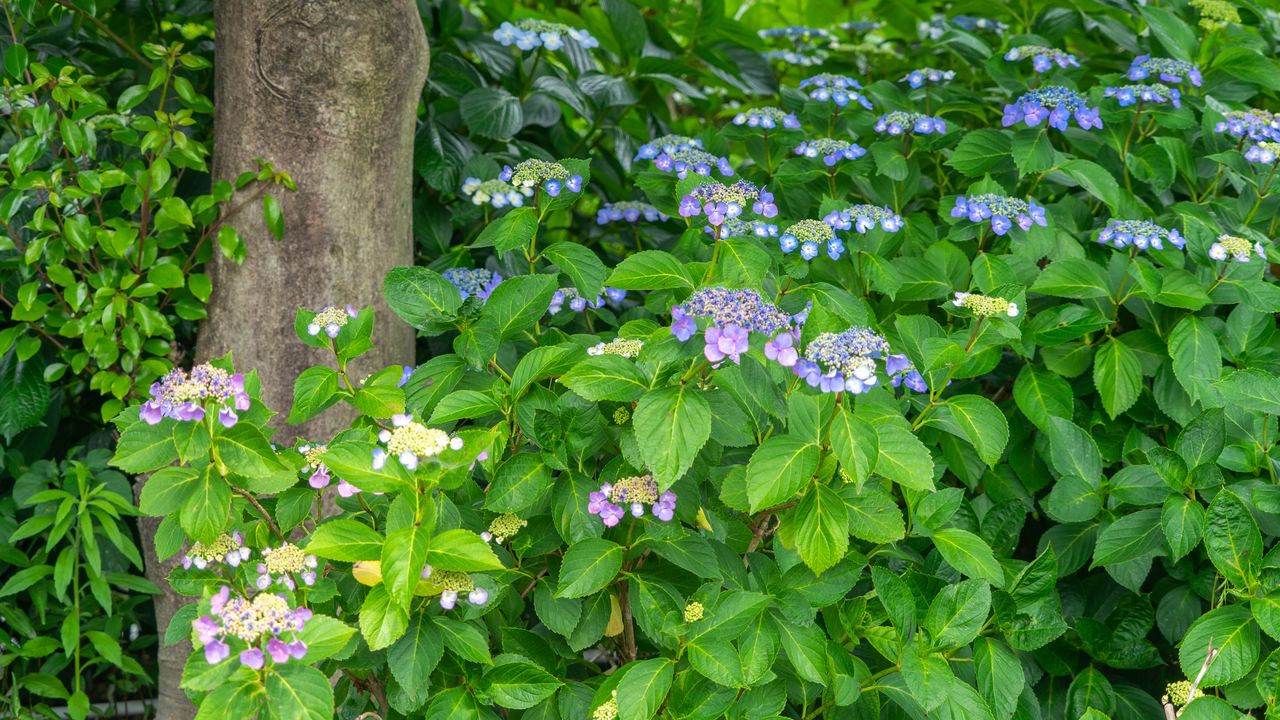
xmin=108 ymin=1 xmax=1280 ymax=719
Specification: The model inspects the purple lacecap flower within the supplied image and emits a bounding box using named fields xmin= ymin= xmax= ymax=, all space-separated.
xmin=765 ymin=332 xmax=799 ymax=367
xmin=670 ymin=306 xmax=696 ymax=342
xmin=704 ymin=324 xmax=750 ymax=365
xmin=142 ymin=364 xmax=250 ymax=427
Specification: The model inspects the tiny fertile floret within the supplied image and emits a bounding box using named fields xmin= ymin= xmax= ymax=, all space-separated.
xmin=443 ymin=267 xmax=503 ymax=303
xmin=307 ymin=305 xmax=358 ymax=339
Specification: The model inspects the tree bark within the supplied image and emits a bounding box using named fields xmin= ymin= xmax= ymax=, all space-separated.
xmin=144 ymin=2 xmax=429 ymax=717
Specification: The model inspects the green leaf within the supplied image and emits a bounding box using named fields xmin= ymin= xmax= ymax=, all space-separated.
xmin=178 ymin=467 xmax=231 ymax=545
xmin=111 ymin=420 xmax=179 ymax=474
xmin=1205 ymin=490 xmax=1262 ymax=590
xmin=871 ymin=423 xmax=935 ymax=491
xmin=945 ymin=394 xmax=1008 ymax=465
xmin=1093 ymin=338 xmax=1142 ymax=419
xmin=1161 ymin=495 xmax=1205 ymax=563
xmin=483 ymin=274 xmax=558 ymax=340
xmin=1179 ymin=605 xmax=1259 ymax=687
xmin=828 ymin=404 xmax=877 ymax=486
xmin=973 ymin=638 xmax=1023 ymax=719
xmin=388 ymin=616 xmax=441 ymax=705
xmin=1175 ymin=409 xmax=1225 ymax=469
xmin=1215 ymin=369 xmax=1280 ymax=415
xmin=1066 ymin=665 xmax=1115 ymax=718
xmin=1031 ymin=258 xmax=1110 ymax=299
xmin=688 ymin=637 xmax=745 ymax=687
xmin=1046 ymin=417 xmax=1103 ymax=487
xmin=840 ymin=484 xmax=905 ymax=543
xmin=288 ymin=366 xmax=340 ymax=424
xmin=473 ymin=207 xmax=538 ymax=255
xmin=773 ymin=616 xmax=828 ymax=685
xmin=901 ymin=643 xmax=955 ymax=711
xmin=604 ymin=250 xmax=694 ymax=290
xmin=480 ymin=658 xmax=562 ymax=710
xmin=791 ymin=483 xmax=848 ymax=574
xmin=265 ymin=662 xmax=333 ymax=720
xmin=1139 ymin=6 xmax=1197 ymax=61
xmin=138 ymin=467 xmax=201 ymax=516
xmin=1011 ymin=127 xmax=1055 ymax=174
xmin=557 ymin=538 xmax=624 ymax=598
xmin=1168 ymin=315 xmax=1222 ymax=406
xmin=1058 ymin=159 xmax=1121 ymax=212
xmin=931 ymin=528 xmax=1004 ymax=587
xmin=616 ymin=658 xmax=674 ymax=720
xmin=3 ymin=43 xmax=28 ymax=78
xmin=1013 ymin=364 xmax=1073 ymax=431
xmin=745 ymin=435 xmax=819 ymax=512
xmin=359 ymin=585 xmax=408 ymax=651
xmin=460 ymin=87 xmax=524 ymax=140
xmin=429 ymin=390 xmax=502 ymax=423
xmin=434 ymin=615 xmax=492 ymax=664
xmin=923 ymin=579 xmax=991 ymax=650
xmin=306 ymin=519 xmax=384 ymax=562
xmin=216 ymin=423 xmax=286 ymax=478
xmin=1092 ymin=509 xmax=1164 ymax=566
xmin=262 ymin=194 xmax=284 ymax=240
xmin=384 ymin=266 xmax=463 ymax=330
xmin=485 ymin=453 xmax=552 ymax=513
xmin=425 ymin=529 xmax=504 ymax=571
xmin=560 ymin=355 xmax=649 ymax=402
xmin=543 ymin=242 xmax=607 ymax=299
xmin=946 ymin=129 xmax=1012 ymax=177
xmin=293 ymin=615 xmax=356 ymax=664
xmin=633 ymin=384 xmax=711 ymax=488
xmin=382 ymin=525 xmax=431 ymax=609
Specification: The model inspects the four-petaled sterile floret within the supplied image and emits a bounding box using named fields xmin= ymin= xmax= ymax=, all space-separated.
xmin=1004 ymin=45 xmax=1080 ymax=73
xmin=493 ymin=18 xmax=598 ymax=52
xmin=1209 ymin=234 xmax=1265 ymax=263
xmin=1096 ymin=219 xmax=1186 ymax=251
xmin=953 ymin=292 xmax=1020 ymax=318
xmin=482 ymin=513 xmax=528 ymax=544
xmin=1127 ymin=55 xmax=1202 ymax=87
xmin=1002 ymin=86 xmax=1102 ymax=131
xmin=141 ymin=363 xmax=252 ymax=428
xmin=373 ymin=415 xmax=463 ymax=471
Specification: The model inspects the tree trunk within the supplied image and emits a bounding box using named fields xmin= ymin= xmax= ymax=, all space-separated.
xmin=144 ymin=2 xmax=429 ymax=717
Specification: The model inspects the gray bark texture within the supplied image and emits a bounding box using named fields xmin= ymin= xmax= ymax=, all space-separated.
xmin=142 ymin=2 xmax=429 ymax=717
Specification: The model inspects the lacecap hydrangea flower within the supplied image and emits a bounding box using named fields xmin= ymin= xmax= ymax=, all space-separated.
xmin=839 ymin=20 xmax=882 ymax=33
xmin=588 ymin=338 xmax=644 ymax=358
xmin=1215 ymin=109 xmax=1280 ymax=142
xmin=1244 ymin=141 xmax=1280 ymax=164
xmin=1190 ymin=0 xmax=1240 ymax=29
xmin=953 ymin=292 xmax=1019 ymax=318
xmin=731 ymin=106 xmax=801 ymax=130
xmin=442 ymin=267 xmax=503 ymax=303
xmin=255 ymin=543 xmax=318 ymax=591
xmin=141 ymin=363 xmax=251 ymax=427
xmin=548 ymin=287 xmax=626 ymax=314
xmin=791 ymin=327 xmax=891 ymax=394
xmin=482 ymin=513 xmax=527 ymax=544
xmin=1209 ymin=234 xmax=1265 ymax=263
xmin=1127 ymin=55 xmax=1201 ymax=87
xmin=588 ymin=473 xmax=676 ymax=527
xmin=951 ymin=15 xmax=1007 ymax=33
xmin=794 ymin=137 xmax=867 ymax=166
xmin=183 ymin=532 xmax=250 ymax=570
xmin=823 ymin=204 xmax=904 ymax=234
xmin=1002 ymin=86 xmax=1102 ymax=131
xmin=461 ymin=177 xmax=528 ymax=208
xmin=714 ymin=217 xmax=778 ymax=240
xmin=798 ymin=74 xmax=874 ymax=109
xmin=758 ymin=26 xmax=833 ymax=43
xmin=1096 ymin=219 xmax=1186 ymax=251
xmin=780 ymin=219 xmax=842 ymax=260
xmin=763 ymin=50 xmax=827 ymax=67
xmin=670 ymin=288 xmax=792 ymax=340
xmin=492 ymin=19 xmax=598 ymax=52
xmin=373 ymin=414 xmax=463 ymax=471
xmin=635 ymin=135 xmax=733 ymax=178
xmin=501 ymin=160 xmax=582 ymax=198
xmin=1104 ymin=84 xmax=1181 ymax=108
xmin=875 ymin=111 xmax=947 ymax=136
xmin=1004 ymin=45 xmax=1080 ymax=72
xmin=307 ymin=305 xmax=358 ymax=339
xmin=900 ymin=67 xmax=955 ymax=89
xmin=678 ymin=180 xmax=777 ymax=227
xmin=429 ymin=570 xmax=489 ymax=610
xmin=596 ymin=201 xmax=667 ymax=225
xmin=951 ymin=193 xmax=1048 ymax=236
xmin=300 ymin=442 xmax=365 ymax=497
xmin=193 ymin=587 xmax=311 ymax=668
